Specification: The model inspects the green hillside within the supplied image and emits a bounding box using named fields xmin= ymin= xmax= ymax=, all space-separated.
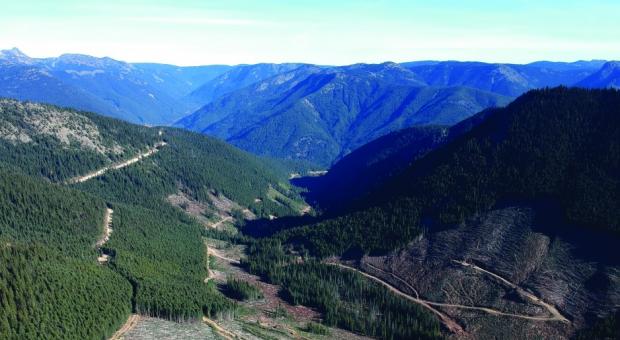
xmin=178 ymin=63 xmax=510 ymax=165
xmin=0 ymin=169 xmax=133 ymax=339
xmin=234 ymin=87 xmax=620 ymax=339
xmin=276 ymin=87 xmax=620 ymax=256
xmin=0 ymin=99 xmax=302 ymax=218
xmin=0 ymin=99 xmax=307 ymax=339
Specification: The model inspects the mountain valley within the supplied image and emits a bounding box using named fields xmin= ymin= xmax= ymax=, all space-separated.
xmin=1 ymin=47 xmax=619 ymax=340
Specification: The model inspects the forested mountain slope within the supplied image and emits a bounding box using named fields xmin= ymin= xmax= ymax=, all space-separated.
xmin=0 ymin=99 xmax=308 ymax=339
xmin=179 ymin=62 xmax=510 ymax=165
xmin=281 ymin=87 xmax=620 ymax=255
xmin=293 ymin=125 xmax=449 ymax=211
xmin=0 ymin=98 xmax=301 ymax=217
xmin=187 ymin=63 xmax=307 ymax=105
xmin=294 ymin=107 xmax=497 ymax=211
xmin=405 ymin=60 xmax=604 ymax=97
xmin=241 ymin=87 xmax=620 ymax=339
xmin=576 ymin=61 xmax=620 ymax=89
xmin=0 ymin=49 xmax=232 ymax=125
xmin=0 ymin=168 xmax=133 ymax=339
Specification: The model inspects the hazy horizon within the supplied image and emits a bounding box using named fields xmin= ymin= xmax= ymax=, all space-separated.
xmin=1 ymin=46 xmax=614 ymax=68
xmin=2 ymin=0 xmax=619 ymax=66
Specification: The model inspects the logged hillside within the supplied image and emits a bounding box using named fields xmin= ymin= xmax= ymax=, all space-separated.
xmin=0 ymin=169 xmax=133 ymax=339
xmin=241 ymin=87 xmax=620 ymax=339
xmin=179 ymin=62 xmax=510 ymax=165
xmin=0 ymin=99 xmax=310 ymax=339
xmin=357 ymin=204 xmax=619 ymax=338
xmin=278 ymin=87 xmax=620 ymax=256
xmin=0 ymin=99 xmax=302 ymax=218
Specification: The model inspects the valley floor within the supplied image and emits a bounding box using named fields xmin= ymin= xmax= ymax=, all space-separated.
xmin=199 ymin=238 xmax=373 ymax=340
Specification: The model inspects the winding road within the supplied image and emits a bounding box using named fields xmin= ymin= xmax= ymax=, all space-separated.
xmin=330 ymin=261 xmax=571 ymax=335
xmin=329 ymin=263 xmax=466 ymax=335
xmin=67 ymin=142 xmax=166 ymax=184
xmin=451 ymin=260 xmax=570 ymax=323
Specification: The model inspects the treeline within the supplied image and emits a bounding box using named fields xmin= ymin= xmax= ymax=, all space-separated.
xmin=105 ymin=205 xmax=233 ymax=321
xmin=279 ymin=88 xmax=620 ymax=256
xmin=243 ymin=240 xmax=442 ymax=340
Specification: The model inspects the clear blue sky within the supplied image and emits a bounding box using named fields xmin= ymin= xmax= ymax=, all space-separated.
xmin=1 ymin=0 xmax=618 ymax=65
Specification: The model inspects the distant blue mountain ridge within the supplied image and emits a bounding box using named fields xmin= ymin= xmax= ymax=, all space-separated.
xmin=2 ymin=48 xmax=618 ymax=164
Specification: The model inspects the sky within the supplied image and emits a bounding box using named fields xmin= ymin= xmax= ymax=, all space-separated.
xmin=1 ymin=0 xmax=619 ymax=66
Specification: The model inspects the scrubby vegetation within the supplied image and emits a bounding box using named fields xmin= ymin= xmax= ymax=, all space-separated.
xmin=0 ymin=99 xmax=159 ymax=181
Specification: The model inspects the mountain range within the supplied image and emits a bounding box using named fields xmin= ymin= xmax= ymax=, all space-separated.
xmin=0 ymin=48 xmax=231 ymax=124
xmin=3 ymin=48 xmax=619 ymax=165
xmin=177 ymin=63 xmax=511 ymax=165
xmin=177 ymin=59 xmax=620 ymax=165
xmin=2 ymin=55 xmax=619 ymax=338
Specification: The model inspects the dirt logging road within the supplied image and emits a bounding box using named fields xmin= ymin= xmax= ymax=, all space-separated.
xmin=67 ymin=142 xmax=166 ymax=184
xmin=209 ymin=216 xmax=233 ymax=229
xmin=207 ymin=246 xmax=241 ymax=264
xmin=451 ymin=260 xmax=570 ymax=323
xmin=109 ymin=314 xmax=141 ymax=340
xmin=329 ymin=261 xmax=571 ymax=335
xmin=96 ymin=208 xmax=114 ymax=263
xmin=329 ymin=263 xmax=466 ymax=335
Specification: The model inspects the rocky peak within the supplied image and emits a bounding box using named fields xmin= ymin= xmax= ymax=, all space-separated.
xmin=0 ymin=48 xmax=33 ymax=64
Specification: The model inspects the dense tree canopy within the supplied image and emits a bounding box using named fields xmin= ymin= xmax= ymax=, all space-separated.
xmin=280 ymin=88 xmax=620 ymax=256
